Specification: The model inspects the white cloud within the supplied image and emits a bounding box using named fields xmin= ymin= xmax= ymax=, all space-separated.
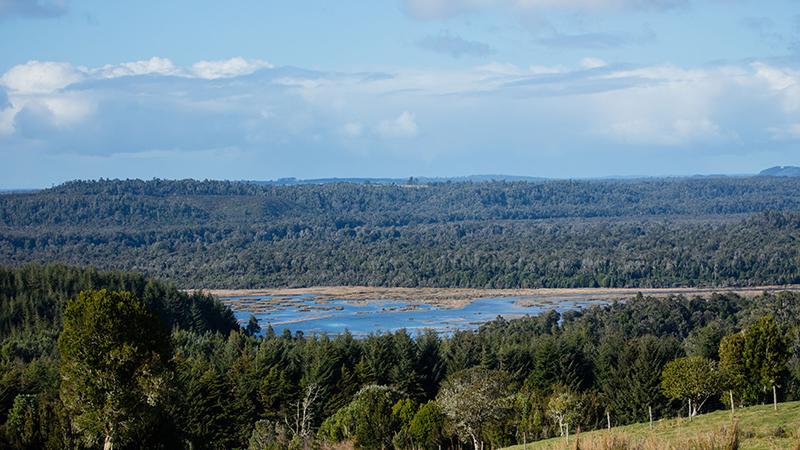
xmin=1 ymin=55 xmax=799 ymax=163
xmin=92 ymin=57 xmax=181 ymax=79
xmin=0 ymin=60 xmax=84 ymax=94
xmin=377 ymin=111 xmax=419 ymax=139
xmin=190 ymin=57 xmax=273 ymax=79
xmin=0 ymin=57 xmax=272 ymax=137
xmin=752 ymin=62 xmax=798 ymax=91
xmin=0 ymin=61 xmax=94 ymax=136
xmin=0 ymin=106 xmax=14 ymax=135
xmin=580 ymin=57 xmax=608 ymax=69
xmin=0 ymin=57 xmax=274 ymax=95
xmin=36 ymin=94 xmax=94 ymax=126
xmin=752 ymin=62 xmax=800 ymax=112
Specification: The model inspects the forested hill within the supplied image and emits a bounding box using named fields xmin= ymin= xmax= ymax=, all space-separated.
xmin=7 ymin=177 xmax=800 ymax=226
xmin=2 ymin=178 xmax=800 ymax=288
xmin=760 ymin=166 xmax=800 ymax=177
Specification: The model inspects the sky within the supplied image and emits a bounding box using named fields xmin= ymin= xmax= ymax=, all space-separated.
xmin=1 ymin=0 xmax=800 ymax=187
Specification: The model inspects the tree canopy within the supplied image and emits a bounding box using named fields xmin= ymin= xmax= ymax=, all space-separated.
xmin=1 ymin=264 xmax=800 ymax=449
xmin=661 ymin=356 xmax=720 ymax=416
xmin=58 ymin=289 xmax=171 ymax=449
xmin=2 ymin=178 xmax=800 ymax=289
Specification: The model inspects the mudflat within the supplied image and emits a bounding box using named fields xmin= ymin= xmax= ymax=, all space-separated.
xmin=194 ymin=285 xmax=800 ymax=309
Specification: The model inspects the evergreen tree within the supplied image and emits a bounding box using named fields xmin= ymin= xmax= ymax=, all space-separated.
xmin=742 ymin=317 xmax=788 ymax=404
xmin=245 ymin=315 xmax=261 ymax=336
xmin=57 ymin=289 xmax=171 ymax=450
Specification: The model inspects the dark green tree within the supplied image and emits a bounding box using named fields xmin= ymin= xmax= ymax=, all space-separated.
xmin=5 ymin=394 xmax=38 ymax=449
xmin=408 ymin=401 xmax=446 ymax=450
xmin=245 ymin=315 xmax=262 ymax=337
xmin=719 ymin=332 xmax=747 ymax=407
xmin=318 ymin=385 xmax=400 ymax=450
xmin=57 ymin=289 xmax=171 ymax=450
xmin=595 ymin=334 xmax=680 ymax=424
xmin=742 ymin=317 xmax=788 ymax=405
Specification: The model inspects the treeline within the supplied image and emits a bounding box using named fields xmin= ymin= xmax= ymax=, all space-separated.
xmin=6 ymin=177 xmax=800 ymax=227
xmin=0 ymin=264 xmax=237 ymax=339
xmin=1 ymin=264 xmax=800 ymax=449
xmin=2 ymin=179 xmax=800 ymax=288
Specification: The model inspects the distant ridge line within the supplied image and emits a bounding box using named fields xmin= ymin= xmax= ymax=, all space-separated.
xmin=760 ymin=166 xmax=800 ymax=177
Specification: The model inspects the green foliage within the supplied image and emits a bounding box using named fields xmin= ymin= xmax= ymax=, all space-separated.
xmin=245 ymin=315 xmax=261 ymax=337
xmin=721 ymin=317 xmax=789 ymax=406
xmin=683 ymin=321 xmax=730 ymax=360
xmin=786 ymin=326 xmax=800 ymax=401
xmin=5 ymin=394 xmax=37 ymax=448
xmin=0 ymin=263 xmax=238 ymax=348
xmin=408 ymin=401 xmax=446 ymax=450
xmin=172 ymin=356 xmax=240 ymax=449
xmin=392 ymin=398 xmax=416 ymax=428
xmin=391 ymin=398 xmax=417 ymax=450
xmin=57 ymin=289 xmax=171 ymax=448
xmin=719 ymin=333 xmax=747 ymax=406
xmin=661 ymin=356 xmax=721 ymax=415
xmin=318 ymin=385 xmax=399 ymax=449
xmin=743 ymin=317 xmax=787 ymax=393
xmin=595 ymin=334 xmax=681 ymax=424
xmin=3 ymin=263 xmax=800 ymax=449
xmin=3 ymin=179 xmax=800 ymax=289
xmin=247 ymin=419 xmax=291 ymax=450
xmin=546 ymin=387 xmax=582 ymax=436
xmin=437 ymin=367 xmax=511 ymax=449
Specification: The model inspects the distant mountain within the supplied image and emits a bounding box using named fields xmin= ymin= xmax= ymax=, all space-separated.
xmin=760 ymin=166 xmax=800 ymax=177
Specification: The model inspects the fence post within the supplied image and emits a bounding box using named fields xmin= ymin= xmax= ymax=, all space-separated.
xmin=649 ymin=406 xmax=653 ymax=430
xmin=729 ymin=390 xmax=734 ymax=417
xmin=773 ymin=385 xmax=777 ymax=410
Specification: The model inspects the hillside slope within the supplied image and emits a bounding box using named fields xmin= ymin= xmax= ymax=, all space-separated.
xmin=761 ymin=166 xmax=800 ymax=177
xmin=503 ymin=402 xmax=800 ymax=450
xmin=2 ymin=178 xmax=800 ymax=288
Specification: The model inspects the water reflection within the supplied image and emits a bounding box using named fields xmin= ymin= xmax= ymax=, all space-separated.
xmin=226 ymin=294 xmax=609 ymax=336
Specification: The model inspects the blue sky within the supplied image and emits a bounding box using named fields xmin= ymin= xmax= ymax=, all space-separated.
xmin=1 ymin=0 xmax=799 ymax=187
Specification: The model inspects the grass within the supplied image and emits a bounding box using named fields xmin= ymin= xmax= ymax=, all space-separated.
xmin=503 ymin=401 xmax=800 ymax=450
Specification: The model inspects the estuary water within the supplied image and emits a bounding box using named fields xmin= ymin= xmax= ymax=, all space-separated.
xmin=226 ymin=294 xmax=610 ymax=336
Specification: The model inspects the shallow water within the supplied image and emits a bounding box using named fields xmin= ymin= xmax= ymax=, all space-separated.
xmin=227 ymin=294 xmax=610 ymax=336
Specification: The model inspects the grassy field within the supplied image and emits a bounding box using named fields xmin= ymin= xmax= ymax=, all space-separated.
xmin=503 ymin=401 xmax=800 ymax=450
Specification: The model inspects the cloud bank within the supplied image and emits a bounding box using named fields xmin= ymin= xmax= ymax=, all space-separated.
xmin=1 ymin=55 xmax=799 ymax=184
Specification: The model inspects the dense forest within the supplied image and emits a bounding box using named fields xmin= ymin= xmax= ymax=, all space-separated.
xmin=2 ymin=178 xmax=800 ymax=288
xmin=1 ymin=264 xmax=799 ymax=449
